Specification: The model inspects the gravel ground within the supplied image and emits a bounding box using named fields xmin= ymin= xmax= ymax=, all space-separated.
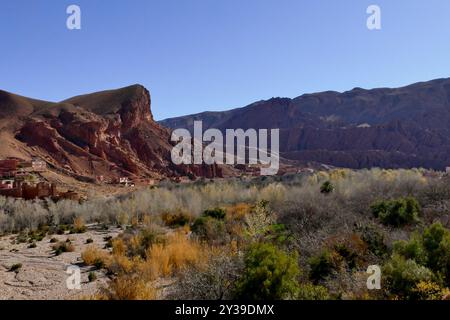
xmin=0 ymin=226 xmax=122 ymax=300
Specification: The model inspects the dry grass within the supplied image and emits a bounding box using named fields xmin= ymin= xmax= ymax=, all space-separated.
xmin=99 ymin=276 xmax=157 ymax=300
xmin=111 ymin=238 xmax=127 ymax=256
xmin=226 ymin=203 xmax=252 ymax=221
xmin=139 ymin=232 xmax=204 ymax=280
xmin=73 ymin=217 xmax=85 ymax=231
xmin=81 ymin=246 xmax=111 ymax=267
xmin=109 ymin=254 xmax=135 ymax=274
xmin=161 ymin=210 xmax=193 ymax=227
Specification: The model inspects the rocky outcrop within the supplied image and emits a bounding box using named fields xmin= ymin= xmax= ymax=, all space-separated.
xmin=1 ymin=85 xmax=221 ymax=181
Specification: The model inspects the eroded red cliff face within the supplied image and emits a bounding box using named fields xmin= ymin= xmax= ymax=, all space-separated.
xmin=5 ymin=85 xmax=221 ymax=181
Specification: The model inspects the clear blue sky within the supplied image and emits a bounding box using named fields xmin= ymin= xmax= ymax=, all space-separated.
xmin=1 ymin=0 xmax=450 ymax=120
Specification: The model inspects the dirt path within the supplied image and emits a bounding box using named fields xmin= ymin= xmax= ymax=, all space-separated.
xmin=0 ymin=226 xmax=121 ymax=300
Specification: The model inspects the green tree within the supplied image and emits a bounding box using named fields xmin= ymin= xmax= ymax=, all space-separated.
xmin=383 ymin=254 xmax=434 ymax=299
xmin=422 ymin=223 xmax=450 ymax=284
xmin=235 ymin=243 xmax=300 ymax=300
xmin=371 ymin=197 xmax=420 ymax=227
xmin=384 ymin=222 xmax=450 ymax=298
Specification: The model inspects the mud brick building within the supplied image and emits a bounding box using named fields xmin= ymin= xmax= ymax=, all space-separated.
xmin=0 ymin=181 xmax=58 ymax=200
xmin=0 ymin=158 xmax=20 ymax=177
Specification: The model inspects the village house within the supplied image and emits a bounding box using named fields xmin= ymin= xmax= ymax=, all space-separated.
xmin=0 ymin=180 xmax=58 ymax=200
xmin=0 ymin=157 xmax=61 ymax=200
xmin=0 ymin=179 xmax=14 ymax=189
xmin=0 ymin=158 xmax=20 ymax=178
xmin=117 ymin=177 xmax=135 ymax=187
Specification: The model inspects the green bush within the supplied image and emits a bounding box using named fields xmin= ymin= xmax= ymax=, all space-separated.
xmin=94 ymin=258 xmax=106 ymax=269
xmin=297 ymin=283 xmax=330 ymax=300
xmin=383 ymin=254 xmax=434 ymax=299
xmin=56 ymin=225 xmax=70 ymax=235
xmin=358 ymin=225 xmax=388 ymax=257
xmin=308 ymin=250 xmax=335 ymax=283
xmin=16 ymin=232 xmax=28 ymax=244
xmin=202 ymin=207 xmax=226 ymax=220
xmin=70 ymin=226 xmax=87 ymax=234
xmin=192 ymin=216 xmax=226 ymax=243
xmin=103 ymin=236 xmax=113 ymax=249
xmin=140 ymin=228 xmax=164 ymax=250
xmin=235 ymin=243 xmax=300 ymax=300
xmin=9 ymin=263 xmax=22 ymax=272
xmin=88 ymin=271 xmax=97 ymax=282
xmin=28 ymin=230 xmax=46 ymax=242
xmin=52 ymin=241 xmax=75 ymax=256
xmin=265 ymin=223 xmax=292 ymax=245
xmin=161 ymin=210 xmax=192 ymax=227
xmin=371 ymin=197 xmax=420 ymax=227
xmin=393 ymin=235 xmax=427 ymax=266
xmin=391 ymin=222 xmax=450 ymax=287
xmin=422 ymin=223 xmax=450 ymax=277
xmin=320 ymin=181 xmax=334 ymax=194
xmin=28 ymin=242 xmax=37 ymax=249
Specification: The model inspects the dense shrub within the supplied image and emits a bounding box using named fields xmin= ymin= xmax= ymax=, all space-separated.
xmin=82 ymin=246 xmax=110 ymax=267
xmin=202 ymin=207 xmax=226 ymax=220
xmin=265 ymin=223 xmax=292 ymax=245
xmin=52 ymin=241 xmax=75 ymax=256
xmin=393 ymin=222 xmax=450 ymax=286
xmin=2 ymin=168 xmax=450 ymax=301
xmin=28 ymin=242 xmax=37 ymax=248
xmin=309 ymin=250 xmax=335 ymax=283
xmin=297 ymin=283 xmax=330 ymax=300
xmin=235 ymin=243 xmax=300 ymax=300
xmin=357 ymin=225 xmax=387 ymax=258
xmin=192 ymin=216 xmax=226 ymax=243
xmin=71 ymin=217 xmax=87 ymax=233
xmin=244 ymin=201 xmax=276 ymax=241
xmin=382 ymin=223 xmax=450 ymax=298
xmin=88 ymin=272 xmax=97 ymax=282
xmin=393 ymin=234 xmax=427 ymax=265
xmin=170 ymin=249 xmax=244 ymax=300
xmin=383 ymin=254 xmax=434 ymax=299
xmin=309 ymin=234 xmax=367 ymax=283
xmin=9 ymin=263 xmax=22 ymax=272
xmin=410 ymin=280 xmax=450 ymax=300
xmin=371 ymin=197 xmax=420 ymax=226
xmin=0 ymin=168 xmax=433 ymax=234
xmin=422 ymin=223 xmax=450 ymax=280
xmin=320 ymin=181 xmax=334 ymax=194
xmin=140 ymin=232 xmax=204 ymax=280
xmin=161 ymin=210 xmax=192 ymax=228
xmin=98 ymin=275 xmax=157 ymax=300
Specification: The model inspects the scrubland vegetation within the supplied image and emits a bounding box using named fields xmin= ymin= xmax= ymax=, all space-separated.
xmin=1 ymin=168 xmax=450 ymax=300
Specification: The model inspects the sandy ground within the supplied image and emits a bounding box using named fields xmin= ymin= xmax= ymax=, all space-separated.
xmin=0 ymin=226 xmax=122 ymax=300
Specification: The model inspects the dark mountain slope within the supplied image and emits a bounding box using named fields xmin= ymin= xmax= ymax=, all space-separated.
xmin=161 ymin=78 xmax=450 ymax=170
